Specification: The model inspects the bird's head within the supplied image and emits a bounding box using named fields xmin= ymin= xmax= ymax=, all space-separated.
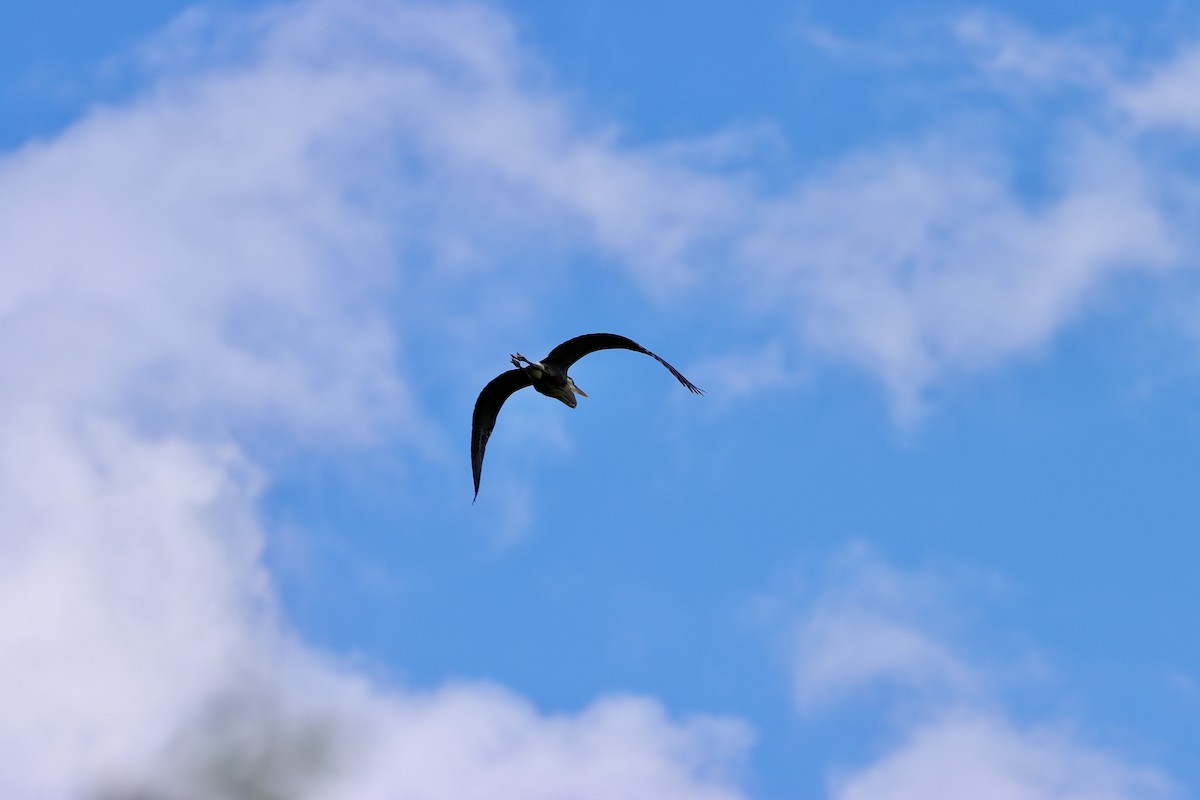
xmin=543 ymin=376 xmax=587 ymax=408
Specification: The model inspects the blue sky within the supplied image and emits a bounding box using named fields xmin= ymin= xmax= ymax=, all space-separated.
xmin=2 ymin=0 xmax=1199 ymax=797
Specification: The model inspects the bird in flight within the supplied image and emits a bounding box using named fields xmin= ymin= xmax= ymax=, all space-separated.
xmin=471 ymin=333 xmax=703 ymax=500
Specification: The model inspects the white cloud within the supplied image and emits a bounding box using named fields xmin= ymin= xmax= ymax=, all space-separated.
xmin=789 ymin=545 xmax=982 ymax=711
xmin=103 ymin=673 xmax=752 ymax=800
xmin=0 ymin=0 xmax=1195 ymax=796
xmin=337 ymin=686 xmax=751 ymax=800
xmin=786 ymin=547 xmax=1171 ymax=800
xmin=951 ymin=10 xmax=1119 ymax=93
xmin=0 ymin=407 xmax=752 ymax=798
xmin=832 ymin=712 xmax=1170 ymax=800
xmin=89 ymin=0 xmax=1186 ymax=423
xmin=737 ymin=131 xmax=1176 ymax=419
xmin=795 ymin=608 xmax=976 ymax=711
xmin=0 ymin=1 xmax=759 ymax=797
xmin=0 ymin=412 xmax=291 ymax=798
xmin=0 ymin=42 xmax=407 ymax=439
xmin=1119 ymin=47 xmax=1200 ymax=132
xmin=773 ymin=11 xmax=1200 ymax=415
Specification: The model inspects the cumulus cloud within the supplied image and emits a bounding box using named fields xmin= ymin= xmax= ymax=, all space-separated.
xmin=335 ymin=686 xmax=751 ymax=800
xmin=0 ymin=412 xmax=270 ymax=798
xmin=98 ymin=674 xmax=752 ymax=800
xmin=0 ymin=20 xmax=407 ymax=438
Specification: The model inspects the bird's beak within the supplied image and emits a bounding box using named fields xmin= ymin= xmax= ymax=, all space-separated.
xmin=572 ymin=383 xmax=588 ymax=397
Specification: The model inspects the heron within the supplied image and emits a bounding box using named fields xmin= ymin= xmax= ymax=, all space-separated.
xmin=471 ymin=333 xmax=703 ymax=500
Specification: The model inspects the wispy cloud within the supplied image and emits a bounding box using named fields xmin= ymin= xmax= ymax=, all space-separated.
xmin=781 ymin=10 xmax=1200 ymax=414
xmin=737 ymin=131 xmax=1175 ymax=419
xmin=777 ymin=544 xmax=989 ymax=712
xmin=780 ymin=546 xmax=1171 ymax=800
xmin=832 ymin=711 xmax=1170 ymax=800
xmin=951 ymin=10 xmax=1121 ymax=93
xmin=1119 ymin=48 xmax=1200 ymax=131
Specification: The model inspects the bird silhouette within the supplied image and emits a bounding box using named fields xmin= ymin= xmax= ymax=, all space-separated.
xmin=471 ymin=333 xmax=703 ymax=500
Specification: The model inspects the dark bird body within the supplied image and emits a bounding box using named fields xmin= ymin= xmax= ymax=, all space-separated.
xmin=471 ymin=333 xmax=703 ymax=499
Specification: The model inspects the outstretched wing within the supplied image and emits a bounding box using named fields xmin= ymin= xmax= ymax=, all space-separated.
xmin=471 ymin=368 xmax=534 ymax=500
xmin=544 ymin=333 xmax=704 ymax=395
